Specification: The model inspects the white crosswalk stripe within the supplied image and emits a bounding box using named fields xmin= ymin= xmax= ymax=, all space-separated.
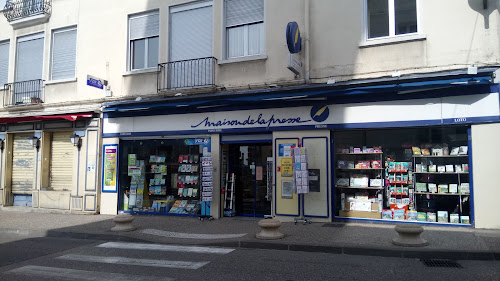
xmin=7 ymin=265 xmax=175 ymax=281
xmin=57 ymin=254 xmax=209 ymax=269
xmin=97 ymin=241 xmax=235 ymax=254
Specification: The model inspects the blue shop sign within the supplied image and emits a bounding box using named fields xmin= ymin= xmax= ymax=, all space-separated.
xmin=87 ymin=75 xmax=105 ymax=89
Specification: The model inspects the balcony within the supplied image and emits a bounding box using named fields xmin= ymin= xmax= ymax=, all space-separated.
xmin=3 ymin=0 xmax=51 ymax=29
xmin=158 ymin=57 xmax=216 ymax=92
xmin=4 ymin=79 xmax=44 ymax=107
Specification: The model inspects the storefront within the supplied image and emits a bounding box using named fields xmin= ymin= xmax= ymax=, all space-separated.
xmin=101 ymin=68 xmax=499 ymax=227
xmin=0 ymin=113 xmax=100 ymax=212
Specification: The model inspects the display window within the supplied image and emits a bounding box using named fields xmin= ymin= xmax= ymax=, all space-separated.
xmin=334 ymin=126 xmax=471 ymax=225
xmin=118 ymin=138 xmax=211 ymax=215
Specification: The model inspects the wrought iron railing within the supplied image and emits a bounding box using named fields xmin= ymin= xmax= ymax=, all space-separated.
xmin=3 ymin=0 xmax=51 ymax=22
xmin=4 ymin=79 xmax=44 ymax=106
xmin=158 ymin=57 xmax=216 ymax=92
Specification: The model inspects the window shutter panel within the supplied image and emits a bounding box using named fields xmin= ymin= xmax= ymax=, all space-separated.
xmin=170 ymin=5 xmax=213 ymax=61
xmin=16 ymin=36 xmax=44 ymax=82
xmin=0 ymin=42 xmax=9 ymax=85
xmin=129 ymin=12 xmax=159 ymax=40
xmin=225 ymin=0 xmax=263 ymax=27
xmin=52 ymin=29 xmax=77 ymax=80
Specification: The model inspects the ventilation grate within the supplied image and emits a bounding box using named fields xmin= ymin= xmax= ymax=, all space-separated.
xmin=421 ymin=259 xmax=462 ymax=268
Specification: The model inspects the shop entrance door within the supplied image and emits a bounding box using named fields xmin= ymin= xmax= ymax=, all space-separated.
xmin=228 ymin=143 xmax=272 ymax=217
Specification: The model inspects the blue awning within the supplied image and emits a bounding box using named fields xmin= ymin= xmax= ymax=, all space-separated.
xmin=103 ymin=68 xmax=497 ymax=116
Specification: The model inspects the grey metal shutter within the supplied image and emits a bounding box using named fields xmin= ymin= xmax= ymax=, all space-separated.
xmin=170 ymin=4 xmax=213 ymax=61
xmin=16 ymin=34 xmax=44 ymax=82
xmin=51 ymin=28 xmax=77 ymax=80
xmin=129 ymin=12 xmax=159 ymax=40
xmin=225 ymin=0 xmax=264 ymax=27
xmin=49 ymin=132 xmax=73 ymax=191
xmin=12 ymin=134 xmax=35 ymax=193
xmin=0 ymin=41 xmax=8 ymax=86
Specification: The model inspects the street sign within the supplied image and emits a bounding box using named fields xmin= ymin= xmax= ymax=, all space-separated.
xmin=87 ymin=75 xmax=106 ymax=89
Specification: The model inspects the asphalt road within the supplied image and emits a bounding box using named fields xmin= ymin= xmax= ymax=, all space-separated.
xmin=0 ymin=234 xmax=499 ymax=281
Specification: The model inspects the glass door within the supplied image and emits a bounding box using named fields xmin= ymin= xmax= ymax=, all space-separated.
xmin=228 ymin=143 xmax=272 ymax=217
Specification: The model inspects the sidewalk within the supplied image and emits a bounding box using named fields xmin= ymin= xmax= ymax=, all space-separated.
xmin=1 ymin=207 xmax=500 ymax=261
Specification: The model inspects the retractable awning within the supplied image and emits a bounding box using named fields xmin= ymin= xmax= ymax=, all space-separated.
xmin=0 ymin=113 xmax=94 ymax=124
xmin=103 ymin=67 xmax=498 ymax=117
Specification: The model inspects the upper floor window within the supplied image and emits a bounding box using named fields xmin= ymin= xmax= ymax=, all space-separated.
xmin=128 ymin=11 xmax=159 ymax=71
xmin=0 ymin=41 xmax=9 ymax=85
xmin=0 ymin=0 xmax=7 ymax=11
xmin=366 ymin=0 xmax=419 ymax=39
xmin=16 ymin=33 xmax=44 ymax=82
xmin=225 ymin=0 xmax=264 ymax=59
xmin=51 ymin=27 xmax=77 ymax=80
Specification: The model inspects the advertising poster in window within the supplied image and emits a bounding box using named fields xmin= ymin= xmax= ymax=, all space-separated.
xmin=281 ymin=180 xmax=293 ymax=199
xmin=281 ymin=158 xmax=293 ymax=177
xmin=102 ymin=144 xmax=118 ymax=192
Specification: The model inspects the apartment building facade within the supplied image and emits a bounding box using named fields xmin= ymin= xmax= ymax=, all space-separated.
xmin=1 ymin=0 xmax=499 ymax=228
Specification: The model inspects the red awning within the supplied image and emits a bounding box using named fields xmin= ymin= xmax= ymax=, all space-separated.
xmin=0 ymin=113 xmax=94 ymax=124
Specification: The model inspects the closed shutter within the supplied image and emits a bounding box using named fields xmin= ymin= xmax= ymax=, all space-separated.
xmin=49 ymin=132 xmax=73 ymax=191
xmin=225 ymin=0 xmax=264 ymax=27
xmin=12 ymin=134 xmax=35 ymax=193
xmin=129 ymin=12 xmax=159 ymax=40
xmin=169 ymin=3 xmax=213 ymax=88
xmin=51 ymin=28 xmax=77 ymax=80
xmin=0 ymin=41 xmax=9 ymax=86
xmin=16 ymin=33 xmax=44 ymax=82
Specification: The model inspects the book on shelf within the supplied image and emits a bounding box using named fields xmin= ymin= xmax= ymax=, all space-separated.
xmin=461 ymin=216 xmax=470 ymax=224
xmin=415 ymin=182 xmax=427 ymax=192
xmin=428 ymin=183 xmax=437 ymax=193
xmin=417 ymin=212 xmax=427 ymax=222
xmin=459 ymin=146 xmax=468 ymax=155
xmin=421 ymin=148 xmax=430 ymax=155
xmin=455 ymin=165 xmax=463 ymax=173
xmin=450 ymin=147 xmax=460 ymax=155
xmin=429 ymin=165 xmax=437 ymax=172
xmin=336 ymin=178 xmax=350 ymax=187
xmin=462 ymin=164 xmax=469 ymax=172
xmin=445 ymin=165 xmax=454 ymax=173
xmin=412 ymin=147 xmax=421 ymax=155
xmin=347 ymin=161 xmax=355 ymax=169
xmin=449 ymin=184 xmax=458 ymax=193
xmin=459 ymin=183 xmax=470 ymax=194
xmin=438 ymin=184 xmax=448 ymax=194
xmin=437 ymin=165 xmax=446 ymax=173
xmin=427 ymin=212 xmax=437 ymax=222
xmin=407 ymin=210 xmax=418 ymax=221
xmin=393 ymin=209 xmax=405 ymax=220
xmin=450 ymin=213 xmax=460 ymax=224
xmin=382 ymin=209 xmax=393 ymax=220
xmin=437 ymin=211 xmax=448 ymax=223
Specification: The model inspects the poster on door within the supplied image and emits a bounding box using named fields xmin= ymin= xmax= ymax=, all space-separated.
xmin=102 ymin=144 xmax=118 ymax=192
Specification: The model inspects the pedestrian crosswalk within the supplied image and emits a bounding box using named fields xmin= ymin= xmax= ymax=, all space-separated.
xmin=4 ymin=241 xmax=236 ymax=281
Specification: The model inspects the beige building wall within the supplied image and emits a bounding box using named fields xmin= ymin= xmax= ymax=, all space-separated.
xmin=471 ymin=123 xmax=500 ymax=229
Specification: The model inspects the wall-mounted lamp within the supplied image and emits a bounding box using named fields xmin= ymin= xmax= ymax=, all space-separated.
xmin=30 ymin=136 xmax=40 ymax=149
xmin=70 ymin=133 xmax=82 ymax=148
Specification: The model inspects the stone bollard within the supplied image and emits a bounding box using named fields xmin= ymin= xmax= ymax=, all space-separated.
xmin=256 ymin=218 xmax=285 ymax=240
xmin=392 ymin=224 xmax=428 ymax=247
xmin=111 ymin=213 xmax=136 ymax=232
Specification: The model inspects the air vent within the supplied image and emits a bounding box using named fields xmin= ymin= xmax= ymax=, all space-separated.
xmin=421 ymin=259 xmax=462 ymax=268
xmin=71 ymin=196 xmax=83 ymax=211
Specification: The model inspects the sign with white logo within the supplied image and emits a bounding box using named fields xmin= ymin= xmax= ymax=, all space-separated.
xmin=87 ymin=75 xmax=106 ymax=90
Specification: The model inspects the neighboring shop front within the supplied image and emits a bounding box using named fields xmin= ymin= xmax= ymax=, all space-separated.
xmin=101 ymin=69 xmax=500 ymax=227
xmin=0 ymin=113 xmax=101 ymax=213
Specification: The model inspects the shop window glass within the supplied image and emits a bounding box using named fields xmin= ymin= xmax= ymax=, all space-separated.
xmin=118 ymin=138 xmax=211 ymax=215
xmin=334 ymin=126 xmax=471 ymax=225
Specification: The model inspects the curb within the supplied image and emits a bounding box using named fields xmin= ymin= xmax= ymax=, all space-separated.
xmin=12 ymin=229 xmax=495 ymax=261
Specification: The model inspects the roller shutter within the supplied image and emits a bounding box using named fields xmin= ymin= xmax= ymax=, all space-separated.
xmin=12 ymin=133 xmax=35 ymax=193
xmin=49 ymin=132 xmax=73 ymax=191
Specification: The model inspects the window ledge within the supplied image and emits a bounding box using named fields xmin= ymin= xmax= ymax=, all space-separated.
xmin=45 ymin=78 xmax=77 ymax=85
xmin=359 ymin=34 xmax=427 ymax=48
xmin=218 ymin=54 xmax=267 ymax=65
xmin=123 ymin=68 xmax=157 ymax=76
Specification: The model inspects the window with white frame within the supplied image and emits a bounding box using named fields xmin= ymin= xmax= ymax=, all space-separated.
xmin=129 ymin=11 xmax=159 ymax=70
xmin=225 ymin=0 xmax=264 ymax=59
xmin=51 ymin=27 xmax=77 ymax=80
xmin=0 ymin=41 xmax=9 ymax=86
xmin=366 ymin=0 xmax=418 ymax=39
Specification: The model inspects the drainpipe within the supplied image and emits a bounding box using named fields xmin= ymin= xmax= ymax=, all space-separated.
xmin=304 ymin=0 xmax=311 ymax=83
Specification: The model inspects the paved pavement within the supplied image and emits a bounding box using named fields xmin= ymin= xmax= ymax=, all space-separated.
xmin=1 ymin=206 xmax=500 ymax=260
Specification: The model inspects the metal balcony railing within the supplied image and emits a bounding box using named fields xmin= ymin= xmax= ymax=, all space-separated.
xmin=158 ymin=57 xmax=216 ymax=92
xmin=3 ymin=0 xmax=51 ymax=22
xmin=4 ymin=79 xmax=44 ymax=106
